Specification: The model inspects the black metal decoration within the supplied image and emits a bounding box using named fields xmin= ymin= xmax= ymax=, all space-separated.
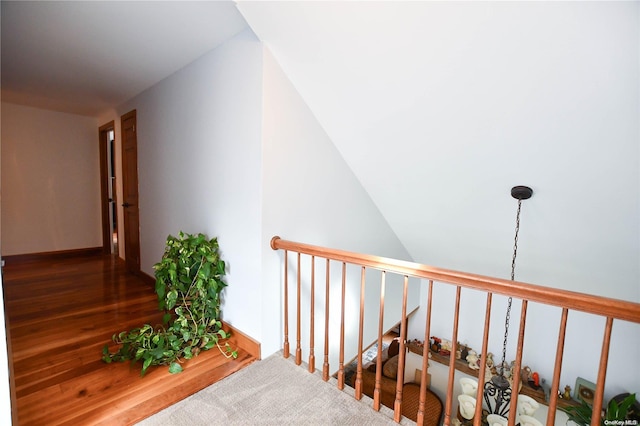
xmin=483 ymin=186 xmax=533 ymax=417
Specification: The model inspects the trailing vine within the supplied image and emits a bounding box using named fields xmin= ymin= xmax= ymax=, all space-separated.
xmin=102 ymin=232 xmax=237 ymax=375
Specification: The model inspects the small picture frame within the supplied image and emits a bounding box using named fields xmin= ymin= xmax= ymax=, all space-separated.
xmin=574 ymin=377 xmax=596 ymax=406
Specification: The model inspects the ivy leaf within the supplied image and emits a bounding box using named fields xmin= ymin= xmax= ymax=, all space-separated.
xmin=142 ymin=356 xmax=153 ymax=375
xmin=166 ymin=290 xmax=178 ymax=310
xmin=169 ymin=362 xmax=183 ymax=374
xmin=155 ymin=279 xmax=165 ymax=300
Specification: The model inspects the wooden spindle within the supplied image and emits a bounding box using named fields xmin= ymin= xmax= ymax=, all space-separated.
xmin=283 ymin=250 xmax=289 ymax=358
xmin=443 ymin=286 xmax=462 ymax=426
xmin=322 ymin=259 xmax=330 ymax=381
xmin=473 ymin=292 xmax=493 ymax=426
xmin=591 ymin=317 xmax=613 ymax=426
xmin=337 ymin=262 xmax=346 ymax=390
xmin=507 ymin=300 xmax=528 ymax=426
xmin=374 ymin=271 xmax=386 ymax=411
xmin=547 ymin=308 xmax=568 ymax=426
xmin=295 ymin=253 xmax=302 ymax=365
xmin=309 ymin=255 xmax=315 ymax=373
xmin=355 ymin=266 xmax=366 ymax=400
xmin=417 ymin=280 xmax=434 ymax=426
xmin=394 ymin=275 xmax=409 ymax=423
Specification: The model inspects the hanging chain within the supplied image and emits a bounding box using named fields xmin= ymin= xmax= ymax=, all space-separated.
xmin=499 ymin=198 xmax=522 ymax=377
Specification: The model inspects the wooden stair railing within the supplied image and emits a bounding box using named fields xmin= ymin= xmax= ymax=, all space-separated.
xmin=270 ymin=236 xmax=640 ymax=426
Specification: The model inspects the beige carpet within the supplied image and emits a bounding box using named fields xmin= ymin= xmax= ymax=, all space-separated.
xmin=136 ymin=351 xmax=414 ymax=425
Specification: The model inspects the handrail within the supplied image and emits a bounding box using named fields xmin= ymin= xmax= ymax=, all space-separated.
xmin=271 ymin=236 xmax=640 ymax=426
xmin=271 ymin=236 xmax=640 ymax=323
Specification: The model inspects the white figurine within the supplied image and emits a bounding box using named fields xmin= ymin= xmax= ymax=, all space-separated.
xmin=441 ymin=339 xmax=452 ymax=352
xmin=466 ymin=350 xmax=480 ymax=370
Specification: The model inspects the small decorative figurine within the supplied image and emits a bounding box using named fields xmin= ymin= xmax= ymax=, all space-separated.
xmin=485 ymin=352 xmax=494 ymax=369
xmin=563 ymin=385 xmax=572 ymax=400
xmin=430 ymin=336 xmax=442 ymax=353
xmin=460 ymin=344 xmax=469 ymax=361
xmin=521 ymin=366 xmax=532 ymax=383
xmin=530 ymin=372 xmax=540 ymax=389
xmin=466 ymin=350 xmax=480 ymax=370
xmin=509 ymin=362 xmax=517 ymax=381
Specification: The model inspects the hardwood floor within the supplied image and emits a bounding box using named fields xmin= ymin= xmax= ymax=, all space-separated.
xmin=2 ymin=253 xmax=259 ymax=426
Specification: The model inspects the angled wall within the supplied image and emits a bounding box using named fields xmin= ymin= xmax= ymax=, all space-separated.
xmin=260 ymin=48 xmax=419 ymax=365
xmin=240 ymin=0 xmax=639 ymax=399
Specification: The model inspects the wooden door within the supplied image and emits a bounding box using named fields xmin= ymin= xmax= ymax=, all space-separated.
xmin=121 ymin=110 xmax=140 ymax=274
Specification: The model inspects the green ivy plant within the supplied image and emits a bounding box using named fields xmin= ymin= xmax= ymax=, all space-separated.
xmin=102 ymin=232 xmax=238 ymax=375
xmin=563 ymin=393 xmax=637 ymax=426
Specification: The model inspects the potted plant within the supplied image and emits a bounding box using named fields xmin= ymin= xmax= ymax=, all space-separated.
xmin=102 ymin=232 xmax=237 ymax=375
xmin=563 ymin=393 xmax=638 ymax=426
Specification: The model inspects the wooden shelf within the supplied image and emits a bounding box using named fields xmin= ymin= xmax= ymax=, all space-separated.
xmin=406 ymin=342 xmax=579 ymax=411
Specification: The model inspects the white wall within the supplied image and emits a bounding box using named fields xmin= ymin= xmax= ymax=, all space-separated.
xmin=113 ymin=29 xmax=265 ymax=344
xmin=1 ymin=103 xmax=100 ymax=255
xmin=242 ymin=0 xmax=639 ymax=400
xmin=260 ymin=47 xmax=419 ymax=366
xmin=92 ymin=29 xmax=421 ymax=364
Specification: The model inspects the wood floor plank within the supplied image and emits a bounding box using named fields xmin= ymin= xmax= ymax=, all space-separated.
xmin=3 ymin=254 xmax=258 ymax=426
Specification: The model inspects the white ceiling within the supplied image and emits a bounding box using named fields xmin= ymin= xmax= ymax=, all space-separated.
xmin=1 ymin=1 xmax=248 ymax=116
xmin=238 ymin=1 xmax=639 ymax=294
xmin=1 ymin=1 xmax=637 ymax=300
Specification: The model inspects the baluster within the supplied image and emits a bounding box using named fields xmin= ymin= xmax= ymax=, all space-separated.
xmin=394 ymin=275 xmax=409 ymax=422
xmin=508 ymin=300 xmax=528 ymax=425
xmin=473 ymin=292 xmax=493 ymax=426
xmin=547 ymin=308 xmax=569 ymax=425
xmin=296 ymin=252 xmax=302 ymax=365
xmin=283 ymin=250 xmax=289 ymax=358
xmin=309 ymin=255 xmax=315 ymax=373
xmin=417 ymin=280 xmax=434 ymax=426
xmin=337 ymin=262 xmax=346 ymax=390
xmin=592 ymin=317 xmax=613 ymax=426
xmin=355 ymin=266 xmax=366 ymax=399
xmin=374 ymin=271 xmax=386 ymax=411
xmin=443 ymin=286 xmax=461 ymax=426
xmin=322 ymin=259 xmax=330 ymax=381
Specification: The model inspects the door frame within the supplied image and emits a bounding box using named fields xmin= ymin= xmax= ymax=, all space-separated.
xmin=98 ymin=121 xmax=115 ymax=254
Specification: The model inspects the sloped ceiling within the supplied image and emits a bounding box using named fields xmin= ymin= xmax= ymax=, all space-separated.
xmin=238 ymin=1 xmax=639 ymax=298
xmin=1 ymin=1 xmax=637 ymax=299
xmin=1 ymin=1 xmax=248 ymax=116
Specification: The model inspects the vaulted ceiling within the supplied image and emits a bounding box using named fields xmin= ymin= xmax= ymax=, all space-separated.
xmin=2 ymin=1 xmax=638 ymax=300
